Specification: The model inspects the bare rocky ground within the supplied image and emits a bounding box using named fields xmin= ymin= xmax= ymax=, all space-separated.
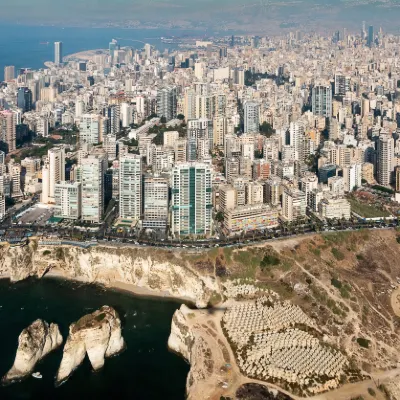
xmin=179 ymin=229 xmax=400 ymax=400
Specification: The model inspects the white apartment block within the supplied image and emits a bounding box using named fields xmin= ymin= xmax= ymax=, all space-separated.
xmin=119 ymin=154 xmax=142 ymax=222
xmin=81 ymin=153 xmax=107 ymax=223
xmin=54 ymin=181 xmax=82 ymax=219
xmin=282 ymin=188 xmax=307 ymax=222
xmin=318 ymin=197 xmax=351 ymax=220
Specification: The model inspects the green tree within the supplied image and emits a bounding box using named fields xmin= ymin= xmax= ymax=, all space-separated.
xmin=215 ymin=211 xmax=224 ymax=223
xmin=177 ymin=114 xmax=185 ymax=120
xmin=259 ymin=121 xmax=274 ymax=137
xmin=160 ymin=116 xmax=167 ymax=124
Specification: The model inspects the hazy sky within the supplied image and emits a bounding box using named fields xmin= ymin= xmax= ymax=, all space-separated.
xmin=2 ymin=0 xmax=400 ymax=31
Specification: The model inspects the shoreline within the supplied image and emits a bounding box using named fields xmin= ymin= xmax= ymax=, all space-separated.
xmin=0 ymin=269 xmax=194 ymax=306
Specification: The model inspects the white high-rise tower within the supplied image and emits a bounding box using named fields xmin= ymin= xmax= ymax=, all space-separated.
xmin=54 ymin=42 xmax=63 ymax=65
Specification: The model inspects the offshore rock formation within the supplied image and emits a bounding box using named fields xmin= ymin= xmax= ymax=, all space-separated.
xmin=0 ymin=242 xmax=217 ymax=308
xmin=2 ymin=319 xmax=63 ymax=384
xmin=56 ymin=306 xmax=125 ymax=385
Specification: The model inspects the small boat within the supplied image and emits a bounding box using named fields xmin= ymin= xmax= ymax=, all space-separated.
xmin=32 ymin=372 xmax=42 ymax=379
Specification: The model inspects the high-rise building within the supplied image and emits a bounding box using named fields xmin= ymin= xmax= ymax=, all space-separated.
xmin=120 ymin=103 xmax=133 ymax=128
xmin=157 ymin=86 xmax=177 ymax=122
xmin=377 ymin=134 xmax=394 ymax=186
xmin=17 ymin=87 xmax=33 ymax=112
xmin=54 ymin=181 xmax=82 ymax=219
xmin=102 ymin=105 xmax=120 ymax=134
xmin=80 ymin=153 xmax=107 ymax=223
xmin=367 ymin=25 xmax=374 ymax=48
xmin=244 ymin=102 xmax=260 ymax=133
xmin=0 ymin=110 xmax=16 ymax=153
xmin=54 ymin=42 xmax=63 ymax=65
xmin=170 ymin=163 xmax=212 ymax=236
xmin=282 ymin=188 xmax=307 ymax=222
xmin=312 ymin=85 xmax=332 ymax=117
xmin=334 ymin=74 xmax=351 ymax=96
xmin=79 ymin=114 xmax=107 ymax=145
xmin=213 ymin=117 xmax=228 ymax=149
xmin=187 ymin=119 xmax=212 ymax=161
xmin=144 ymin=43 xmax=152 ymax=59
xmin=103 ymin=134 xmax=117 ymax=161
xmin=119 ymin=154 xmax=142 ymax=223
xmin=143 ymin=174 xmax=169 ymax=229
xmin=41 ymin=147 xmax=66 ymax=204
xmin=343 ymin=163 xmax=362 ymax=192
xmin=4 ymin=66 xmax=15 ymax=81
xmin=109 ymin=39 xmax=119 ymax=65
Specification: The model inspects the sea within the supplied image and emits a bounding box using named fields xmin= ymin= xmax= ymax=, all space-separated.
xmin=0 ymin=23 xmax=227 ymax=79
xmin=0 ymin=278 xmax=189 ymax=400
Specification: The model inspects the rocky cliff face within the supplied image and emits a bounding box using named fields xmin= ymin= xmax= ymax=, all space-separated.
xmin=168 ymin=305 xmax=216 ymax=399
xmin=56 ymin=306 xmax=125 ymax=385
xmin=0 ymin=242 xmax=218 ymax=308
xmin=2 ymin=319 xmax=63 ymax=384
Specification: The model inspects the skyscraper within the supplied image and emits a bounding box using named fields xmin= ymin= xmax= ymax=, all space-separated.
xmin=244 ymin=101 xmax=260 ymax=133
xmin=80 ymin=153 xmax=107 ymax=223
xmin=312 ymin=85 xmax=332 ymax=117
xmin=54 ymin=42 xmax=63 ymax=65
xmin=109 ymin=39 xmax=119 ymax=65
xmin=119 ymin=154 xmax=142 ymax=223
xmin=170 ymin=162 xmax=212 ymax=236
xmin=4 ymin=66 xmax=15 ymax=81
xmin=368 ymin=25 xmax=374 ymax=48
xmin=0 ymin=110 xmax=16 ymax=153
xmin=157 ymin=86 xmax=177 ymax=122
xmin=377 ymin=134 xmax=394 ymax=186
xmin=48 ymin=147 xmax=66 ymax=203
xmin=17 ymin=87 xmax=33 ymax=112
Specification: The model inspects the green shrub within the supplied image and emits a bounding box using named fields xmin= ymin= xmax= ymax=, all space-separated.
xmin=331 ymin=278 xmax=342 ymax=289
xmin=357 ymin=337 xmax=370 ymax=348
xmin=42 ymin=250 xmax=51 ymax=256
xmin=331 ymin=247 xmax=345 ymax=261
xmin=367 ymin=387 xmax=376 ymax=397
xmin=260 ymin=254 xmax=280 ymax=269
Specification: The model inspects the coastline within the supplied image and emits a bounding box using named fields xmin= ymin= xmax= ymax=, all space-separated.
xmin=43 ymin=269 xmax=194 ymax=305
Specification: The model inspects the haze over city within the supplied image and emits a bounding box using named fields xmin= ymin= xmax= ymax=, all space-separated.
xmin=2 ymin=0 xmax=400 ymax=32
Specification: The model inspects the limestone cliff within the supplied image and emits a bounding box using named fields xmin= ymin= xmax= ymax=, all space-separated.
xmin=56 ymin=306 xmax=125 ymax=385
xmin=168 ymin=305 xmax=216 ymax=399
xmin=2 ymin=319 xmax=63 ymax=384
xmin=0 ymin=242 xmax=218 ymax=308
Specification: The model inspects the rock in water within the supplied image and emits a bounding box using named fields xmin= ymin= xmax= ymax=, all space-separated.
xmin=56 ymin=305 xmax=125 ymax=385
xmin=2 ymin=319 xmax=63 ymax=384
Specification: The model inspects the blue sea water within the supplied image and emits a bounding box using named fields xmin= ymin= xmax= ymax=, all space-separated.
xmin=0 ymin=278 xmax=189 ymax=400
xmin=0 ymin=24 xmax=211 ymax=79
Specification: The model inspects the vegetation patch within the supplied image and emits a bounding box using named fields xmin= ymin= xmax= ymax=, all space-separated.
xmin=348 ymin=198 xmax=391 ymax=218
xmin=42 ymin=250 xmax=51 ymax=256
xmin=356 ymin=337 xmax=370 ymax=348
xmin=371 ymin=185 xmax=394 ymax=194
xmin=331 ymin=248 xmax=345 ymax=261
xmin=260 ymin=254 xmax=280 ymax=269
